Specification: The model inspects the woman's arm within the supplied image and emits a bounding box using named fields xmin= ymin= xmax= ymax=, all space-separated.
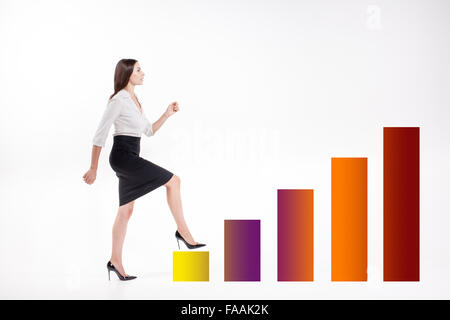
xmin=153 ymin=101 xmax=179 ymax=134
xmin=83 ymin=143 xmax=102 ymax=185
xmin=90 ymin=145 xmax=102 ymax=170
xmin=144 ymin=101 xmax=179 ymax=136
xmin=151 ymin=112 xmax=169 ymax=135
xmin=92 ymin=99 xmax=122 ymax=147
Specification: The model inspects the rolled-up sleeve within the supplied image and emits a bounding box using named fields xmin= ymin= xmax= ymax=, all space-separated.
xmin=92 ymin=99 xmax=122 ymax=147
xmin=142 ymin=115 xmax=154 ymax=137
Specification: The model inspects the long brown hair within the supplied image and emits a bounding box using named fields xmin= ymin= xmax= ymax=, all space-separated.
xmin=109 ymin=58 xmax=138 ymax=100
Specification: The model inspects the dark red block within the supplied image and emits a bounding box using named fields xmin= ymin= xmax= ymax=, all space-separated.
xmin=383 ymin=127 xmax=420 ymax=281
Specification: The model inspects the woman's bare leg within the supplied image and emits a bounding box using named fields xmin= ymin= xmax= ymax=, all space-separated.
xmin=109 ymin=200 xmax=135 ymax=277
xmin=164 ymin=174 xmax=198 ymax=245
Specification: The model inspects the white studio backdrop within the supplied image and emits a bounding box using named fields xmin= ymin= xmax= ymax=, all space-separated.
xmin=0 ymin=0 xmax=449 ymax=299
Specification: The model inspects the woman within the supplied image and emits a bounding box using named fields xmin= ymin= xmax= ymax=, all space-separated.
xmin=82 ymin=58 xmax=205 ymax=281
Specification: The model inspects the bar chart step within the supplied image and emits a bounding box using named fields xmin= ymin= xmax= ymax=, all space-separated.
xmin=173 ymin=251 xmax=209 ymax=281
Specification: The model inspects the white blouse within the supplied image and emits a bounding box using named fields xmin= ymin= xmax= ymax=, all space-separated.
xmin=92 ymin=89 xmax=154 ymax=147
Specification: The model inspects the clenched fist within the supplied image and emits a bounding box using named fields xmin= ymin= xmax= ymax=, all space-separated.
xmin=164 ymin=101 xmax=179 ymax=118
xmin=83 ymin=168 xmax=97 ymax=185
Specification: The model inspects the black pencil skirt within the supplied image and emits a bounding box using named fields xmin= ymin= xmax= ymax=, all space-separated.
xmin=109 ymin=135 xmax=174 ymax=206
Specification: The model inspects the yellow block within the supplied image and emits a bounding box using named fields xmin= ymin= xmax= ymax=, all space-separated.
xmin=173 ymin=251 xmax=209 ymax=281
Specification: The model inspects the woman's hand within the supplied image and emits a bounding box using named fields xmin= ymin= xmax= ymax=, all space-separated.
xmin=83 ymin=168 xmax=97 ymax=185
xmin=164 ymin=101 xmax=179 ymax=118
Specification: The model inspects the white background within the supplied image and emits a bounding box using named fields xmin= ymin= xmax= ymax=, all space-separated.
xmin=0 ymin=0 xmax=449 ymax=299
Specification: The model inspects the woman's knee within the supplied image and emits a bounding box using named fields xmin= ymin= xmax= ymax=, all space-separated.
xmin=119 ymin=201 xmax=134 ymax=218
xmin=165 ymin=174 xmax=180 ymax=188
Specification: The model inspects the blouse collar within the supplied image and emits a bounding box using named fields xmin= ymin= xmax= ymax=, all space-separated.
xmin=116 ymin=88 xmax=138 ymax=100
xmin=115 ymin=88 xmax=143 ymax=115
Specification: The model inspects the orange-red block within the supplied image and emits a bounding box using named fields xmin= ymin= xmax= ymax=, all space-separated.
xmin=331 ymin=158 xmax=367 ymax=281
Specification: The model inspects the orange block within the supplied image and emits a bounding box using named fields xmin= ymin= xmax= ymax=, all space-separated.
xmin=331 ymin=158 xmax=367 ymax=281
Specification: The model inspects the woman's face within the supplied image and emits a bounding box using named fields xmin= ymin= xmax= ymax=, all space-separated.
xmin=129 ymin=62 xmax=145 ymax=86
